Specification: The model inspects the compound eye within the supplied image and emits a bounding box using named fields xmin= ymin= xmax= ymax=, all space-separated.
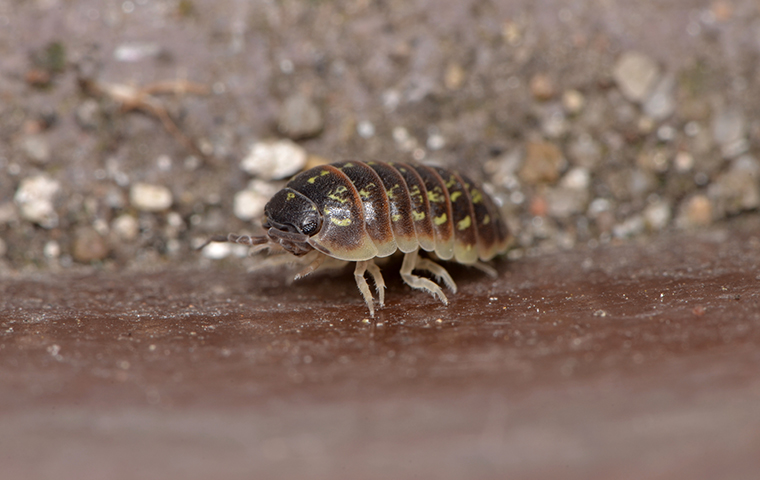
xmin=300 ymin=216 xmax=321 ymax=236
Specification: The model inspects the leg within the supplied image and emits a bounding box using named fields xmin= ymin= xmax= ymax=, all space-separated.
xmin=294 ymin=252 xmax=326 ymax=280
xmin=246 ymin=249 xmax=296 ymax=274
xmin=415 ymin=257 xmax=457 ymax=293
xmin=471 ymin=261 xmax=498 ymax=278
xmin=365 ymin=260 xmax=386 ymax=306
xmin=399 ymin=250 xmax=448 ymax=305
xmin=354 ymin=260 xmax=376 ymax=317
xmin=196 ymin=232 xmax=267 ymax=250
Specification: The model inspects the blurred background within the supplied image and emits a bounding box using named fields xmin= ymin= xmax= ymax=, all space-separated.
xmin=1 ymin=0 xmax=758 ymax=272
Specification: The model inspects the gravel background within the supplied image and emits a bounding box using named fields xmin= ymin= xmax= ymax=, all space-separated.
xmin=0 ymin=0 xmax=759 ymax=270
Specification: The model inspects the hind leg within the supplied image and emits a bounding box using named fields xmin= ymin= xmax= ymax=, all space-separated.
xmin=399 ymin=250 xmax=448 ymax=305
xmin=415 ymin=257 xmax=457 ymax=293
xmin=365 ymin=260 xmax=386 ymax=307
xmin=354 ymin=260 xmax=377 ymax=317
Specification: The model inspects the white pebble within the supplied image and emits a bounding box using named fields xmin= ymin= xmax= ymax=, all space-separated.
xmin=643 ymin=75 xmax=676 ymax=120
xmin=674 ymin=151 xmax=694 ymax=172
xmin=427 ymin=133 xmax=446 ymax=150
xmin=644 ymin=201 xmax=672 ymax=230
xmin=113 ymin=42 xmax=161 ymax=62
xmin=14 ymin=175 xmax=61 ymax=228
xmin=357 ymin=120 xmax=376 ymax=139
xmin=613 ymin=51 xmax=660 ymax=103
xmin=612 ymin=215 xmax=645 ymax=238
xmin=112 ymin=214 xmax=139 ymax=241
xmin=560 ymin=167 xmax=590 ymax=190
xmin=562 ymin=89 xmax=585 ymax=114
xmin=234 ymin=189 xmax=269 ymax=221
xmin=202 ymin=241 xmax=232 ymax=260
xmin=44 ymin=240 xmax=61 ymax=259
xmin=130 ymin=183 xmax=173 ymax=212
xmin=240 ymin=139 xmax=307 ymax=180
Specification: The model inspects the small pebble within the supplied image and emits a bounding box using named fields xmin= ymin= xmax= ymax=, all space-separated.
xmin=561 ymin=90 xmax=585 ymax=114
xmin=560 ymin=167 xmax=591 ymax=190
xmin=14 ymin=175 xmax=61 ymax=228
xmin=519 ymin=141 xmax=565 ymax=184
xmin=277 ymin=94 xmax=323 ymax=139
xmin=130 ymin=183 xmax=173 ymax=212
xmin=20 ymin=134 xmax=51 ymax=164
xmin=643 ymin=74 xmax=676 ymax=120
xmin=613 ymin=215 xmax=645 ymax=238
xmin=712 ymin=106 xmax=747 ymax=158
xmin=612 ymin=51 xmax=660 ymax=103
xmin=357 ymin=120 xmax=375 ymax=139
xmin=712 ymin=106 xmax=745 ymax=145
xmin=529 ymin=73 xmax=555 ymax=100
xmin=76 ymin=99 xmax=101 ymax=130
xmin=444 ymin=62 xmax=466 ymax=90
xmin=673 ymin=151 xmax=694 ymax=172
xmin=427 ymin=133 xmax=446 ymax=151
xmin=541 ymin=106 xmax=568 ymax=138
xmin=72 ymin=227 xmax=109 ymax=263
xmin=43 ymin=240 xmax=60 ymax=259
xmin=201 ymin=241 xmax=232 ymax=260
xmin=708 ymin=155 xmax=760 ymax=215
xmin=113 ymin=42 xmax=161 ymax=62
xmin=644 ymin=200 xmax=672 ymax=230
xmin=546 ymin=187 xmax=589 ymax=218
xmin=112 ymin=214 xmax=139 ymax=241
xmin=234 ymin=189 xmax=269 ymax=221
xmin=677 ymin=195 xmax=713 ymax=228
xmin=567 ymin=134 xmax=601 ymax=168
xmin=240 ymin=139 xmax=307 ymax=180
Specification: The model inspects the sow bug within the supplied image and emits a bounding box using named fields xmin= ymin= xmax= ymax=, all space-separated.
xmin=203 ymin=161 xmax=510 ymax=316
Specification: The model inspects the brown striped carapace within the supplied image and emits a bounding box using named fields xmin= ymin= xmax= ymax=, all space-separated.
xmin=204 ymin=161 xmax=510 ymax=316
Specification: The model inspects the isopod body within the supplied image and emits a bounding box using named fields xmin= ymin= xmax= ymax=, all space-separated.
xmin=208 ymin=161 xmax=510 ymax=316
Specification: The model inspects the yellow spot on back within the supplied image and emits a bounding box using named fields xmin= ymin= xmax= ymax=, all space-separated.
xmin=392 ymin=213 xmax=401 ymax=222
xmin=412 ymin=210 xmax=426 ymax=221
xmin=386 ymin=184 xmax=399 ymax=199
xmin=445 ymin=176 xmax=456 ymax=188
xmin=307 ymin=176 xmax=318 ymax=184
xmin=427 ymin=190 xmax=442 ymax=203
xmin=482 ymin=214 xmax=490 ymax=225
xmin=450 ymin=191 xmax=462 ymax=202
xmin=358 ymin=188 xmax=370 ymax=199
xmin=457 ymin=215 xmax=471 ymax=230
xmin=434 ymin=213 xmax=448 ymax=225
xmin=330 ymin=217 xmax=352 ymax=227
xmin=470 ymin=189 xmax=483 ymax=204
xmin=328 ymin=185 xmax=349 ymax=203
xmin=286 ymin=192 xmax=295 ymax=200
xmin=343 ymin=162 xmax=354 ymax=168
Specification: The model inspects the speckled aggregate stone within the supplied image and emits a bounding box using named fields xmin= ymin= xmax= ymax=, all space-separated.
xmin=0 ymin=0 xmax=759 ymax=268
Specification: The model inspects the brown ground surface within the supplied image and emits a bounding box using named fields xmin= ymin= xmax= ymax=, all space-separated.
xmin=2 ymin=217 xmax=759 ymax=479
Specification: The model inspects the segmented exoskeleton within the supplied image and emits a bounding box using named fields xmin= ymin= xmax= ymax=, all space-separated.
xmin=203 ymin=161 xmax=510 ymax=316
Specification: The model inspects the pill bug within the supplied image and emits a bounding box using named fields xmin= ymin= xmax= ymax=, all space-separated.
xmin=203 ymin=161 xmax=510 ymax=316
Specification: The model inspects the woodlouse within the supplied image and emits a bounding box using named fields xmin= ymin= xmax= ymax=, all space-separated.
xmin=204 ymin=161 xmax=510 ymax=316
